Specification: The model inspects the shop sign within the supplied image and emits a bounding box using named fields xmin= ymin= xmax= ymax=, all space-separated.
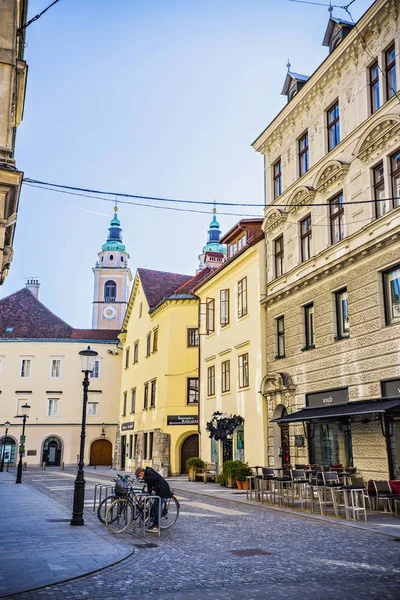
xmin=306 ymin=388 xmax=348 ymax=409
xmin=382 ymin=379 xmax=400 ymax=398
xmin=121 ymin=422 xmax=134 ymax=431
xmin=167 ymin=415 xmax=199 ymax=426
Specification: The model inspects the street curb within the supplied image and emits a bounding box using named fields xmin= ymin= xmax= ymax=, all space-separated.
xmin=0 ymin=546 xmax=135 ymax=599
xmin=171 ymin=482 xmax=398 ymax=538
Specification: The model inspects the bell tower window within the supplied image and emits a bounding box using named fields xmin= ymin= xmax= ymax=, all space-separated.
xmin=104 ymin=280 xmax=117 ymax=302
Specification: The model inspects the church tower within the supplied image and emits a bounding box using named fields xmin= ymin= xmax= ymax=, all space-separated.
xmin=197 ymin=208 xmax=227 ymax=272
xmin=92 ymin=207 xmax=132 ymax=329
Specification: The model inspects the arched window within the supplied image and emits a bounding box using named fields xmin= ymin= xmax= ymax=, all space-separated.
xmin=104 ymin=280 xmax=117 ymax=302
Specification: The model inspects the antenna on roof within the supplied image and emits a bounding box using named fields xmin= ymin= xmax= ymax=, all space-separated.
xmin=286 ymin=59 xmax=291 ymax=72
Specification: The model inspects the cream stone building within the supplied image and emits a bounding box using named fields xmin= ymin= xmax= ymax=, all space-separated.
xmin=195 ymin=219 xmax=267 ymax=468
xmin=253 ymin=0 xmax=400 ymax=479
xmin=0 ymin=1 xmax=28 ymax=284
xmin=0 ymin=282 xmax=121 ymax=467
xmin=117 ymin=266 xmax=212 ymax=477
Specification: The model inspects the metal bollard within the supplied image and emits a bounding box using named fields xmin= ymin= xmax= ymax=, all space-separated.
xmin=23 ymin=462 xmax=27 ymax=471
xmin=61 ymin=462 xmax=65 ymax=471
xmin=42 ymin=462 xmax=46 ymax=471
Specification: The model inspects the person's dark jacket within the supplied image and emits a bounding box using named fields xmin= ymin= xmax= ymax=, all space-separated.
xmin=143 ymin=467 xmax=172 ymax=498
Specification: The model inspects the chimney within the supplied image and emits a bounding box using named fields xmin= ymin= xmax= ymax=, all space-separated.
xmin=25 ymin=279 xmax=40 ymax=299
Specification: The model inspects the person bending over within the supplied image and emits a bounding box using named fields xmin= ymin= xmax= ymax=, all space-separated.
xmin=135 ymin=466 xmax=172 ymax=532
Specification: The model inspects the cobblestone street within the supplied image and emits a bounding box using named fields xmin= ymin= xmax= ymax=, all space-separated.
xmin=4 ymin=468 xmax=400 ymax=600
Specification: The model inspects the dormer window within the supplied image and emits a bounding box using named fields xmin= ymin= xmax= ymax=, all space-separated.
xmin=322 ymin=17 xmax=354 ymax=54
xmin=281 ymin=69 xmax=309 ymax=104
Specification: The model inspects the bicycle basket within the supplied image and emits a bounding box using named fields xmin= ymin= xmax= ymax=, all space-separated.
xmin=115 ymin=479 xmax=129 ymax=497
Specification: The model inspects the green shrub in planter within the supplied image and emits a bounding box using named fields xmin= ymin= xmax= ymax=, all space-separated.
xmin=186 ymin=457 xmax=206 ymax=471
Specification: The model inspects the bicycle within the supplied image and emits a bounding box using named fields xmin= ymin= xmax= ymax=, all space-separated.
xmin=97 ymin=475 xmax=135 ymax=524
xmin=105 ymin=486 xmax=180 ymax=534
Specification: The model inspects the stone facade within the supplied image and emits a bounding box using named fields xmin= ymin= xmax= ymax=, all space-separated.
xmin=0 ymin=1 xmax=28 ymax=284
xmin=254 ymin=0 xmax=400 ymax=480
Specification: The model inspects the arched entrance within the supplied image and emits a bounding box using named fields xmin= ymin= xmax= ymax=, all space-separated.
xmin=180 ymin=434 xmax=199 ymax=474
xmin=0 ymin=436 xmax=17 ymax=466
xmin=42 ymin=436 xmax=62 ymax=466
xmin=90 ymin=439 xmax=112 ymax=466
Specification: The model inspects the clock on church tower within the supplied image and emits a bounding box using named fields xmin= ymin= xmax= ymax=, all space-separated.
xmin=91 ymin=207 xmax=132 ymax=330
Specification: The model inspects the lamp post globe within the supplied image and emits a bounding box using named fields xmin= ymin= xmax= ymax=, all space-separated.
xmin=15 ymin=403 xmax=30 ymax=484
xmin=71 ymin=346 xmax=98 ymax=526
xmin=0 ymin=420 xmax=11 ymax=473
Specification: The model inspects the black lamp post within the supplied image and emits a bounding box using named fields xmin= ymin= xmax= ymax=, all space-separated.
xmin=0 ymin=421 xmax=11 ymax=473
xmin=71 ymin=345 xmax=98 ymax=526
xmin=15 ymin=404 xmax=31 ymax=484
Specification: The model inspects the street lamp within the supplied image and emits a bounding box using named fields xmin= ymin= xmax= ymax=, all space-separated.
xmin=0 ymin=421 xmax=11 ymax=473
xmin=71 ymin=345 xmax=98 ymax=526
xmin=15 ymin=404 xmax=31 ymax=484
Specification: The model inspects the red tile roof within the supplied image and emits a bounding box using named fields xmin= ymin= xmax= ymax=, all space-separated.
xmin=174 ymin=267 xmax=213 ymax=294
xmin=137 ymin=268 xmax=192 ymax=308
xmin=0 ymin=288 xmax=119 ymax=341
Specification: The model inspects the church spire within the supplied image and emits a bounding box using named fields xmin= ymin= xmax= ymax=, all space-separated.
xmin=197 ymin=205 xmax=227 ymax=272
xmin=92 ymin=207 xmax=132 ymax=329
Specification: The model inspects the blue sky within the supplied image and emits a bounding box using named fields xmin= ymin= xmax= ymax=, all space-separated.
xmin=2 ymin=0 xmax=373 ymax=327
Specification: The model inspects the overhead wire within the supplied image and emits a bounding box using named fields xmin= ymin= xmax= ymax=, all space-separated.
xmin=17 ymin=0 xmax=61 ymax=35
xmin=23 ymin=182 xmax=398 ymax=228
xmin=23 ymin=178 xmax=400 ymax=209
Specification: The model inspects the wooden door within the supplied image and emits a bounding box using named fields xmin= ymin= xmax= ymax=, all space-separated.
xmin=180 ymin=434 xmax=199 ymax=474
xmin=90 ymin=439 xmax=112 ymax=466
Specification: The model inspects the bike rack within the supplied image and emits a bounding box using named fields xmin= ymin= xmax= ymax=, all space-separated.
xmin=93 ymin=483 xmax=114 ymax=511
xmin=142 ymin=495 xmax=161 ymax=538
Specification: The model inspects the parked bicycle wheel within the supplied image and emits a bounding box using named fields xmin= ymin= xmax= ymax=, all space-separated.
xmin=105 ymin=498 xmax=134 ymax=534
xmin=97 ymin=495 xmax=116 ymax=524
xmin=159 ymin=496 xmax=180 ymax=529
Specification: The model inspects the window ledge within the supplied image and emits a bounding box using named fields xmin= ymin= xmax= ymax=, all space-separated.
xmin=274 ymin=354 xmax=286 ymax=360
xmin=238 ymin=386 xmax=250 ymax=391
xmin=334 ymin=334 xmax=350 ymax=341
xmin=300 ymin=345 xmax=315 ymax=352
xmin=221 ymin=390 xmax=231 ymax=396
xmin=237 ymin=313 xmax=249 ymax=321
xmin=207 ymin=394 xmax=216 ymax=399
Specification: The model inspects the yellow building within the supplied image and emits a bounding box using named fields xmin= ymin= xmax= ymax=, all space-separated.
xmin=0 ymin=1 xmax=29 ymax=284
xmin=118 ymin=266 xmax=212 ymax=476
xmin=253 ymin=0 xmax=400 ymax=479
xmin=0 ymin=281 xmax=121 ymax=467
xmin=195 ymin=219 xmax=267 ymax=468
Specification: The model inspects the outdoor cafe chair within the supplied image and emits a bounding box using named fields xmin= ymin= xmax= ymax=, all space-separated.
xmin=256 ymin=467 xmax=275 ymax=503
xmin=290 ymin=469 xmax=309 ymax=509
xmin=373 ymin=480 xmax=398 ymax=514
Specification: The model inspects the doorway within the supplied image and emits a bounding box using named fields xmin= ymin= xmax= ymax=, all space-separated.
xmin=279 ymin=408 xmax=291 ymax=466
xmin=90 ymin=439 xmax=112 ymax=466
xmin=222 ymin=437 xmax=233 ymax=463
xmin=120 ymin=435 xmax=126 ymax=470
xmin=180 ymin=434 xmax=199 ymax=474
xmin=42 ymin=436 xmax=62 ymax=466
xmin=0 ymin=437 xmax=17 ymax=465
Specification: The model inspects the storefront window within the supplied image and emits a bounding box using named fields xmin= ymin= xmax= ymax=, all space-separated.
xmin=309 ymin=422 xmax=352 ymax=467
xmin=234 ymin=426 xmax=245 ymax=462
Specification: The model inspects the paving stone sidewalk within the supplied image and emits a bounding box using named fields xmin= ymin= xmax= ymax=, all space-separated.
xmin=0 ymin=472 xmax=133 ymax=598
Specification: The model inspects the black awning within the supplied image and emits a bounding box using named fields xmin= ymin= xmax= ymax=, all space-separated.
xmin=271 ymin=397 xmax=400 ymax=423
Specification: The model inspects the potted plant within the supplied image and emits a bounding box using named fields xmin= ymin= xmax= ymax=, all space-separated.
xmin=234 ymin=461 xmax=253 ymax=490
xmin=186 ymin=457 xmax=206 ymax=482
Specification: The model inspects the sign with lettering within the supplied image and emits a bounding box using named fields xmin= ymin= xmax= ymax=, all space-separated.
xmin=382 ymin=379 xmax=400 ymax=398
xmin=167 ymin=415 xmax=199 ymax=426
xmin=121 ymin=422 xmax=134 ymax=431
xmin=306 ymin=388 xmax=348 ymax=409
